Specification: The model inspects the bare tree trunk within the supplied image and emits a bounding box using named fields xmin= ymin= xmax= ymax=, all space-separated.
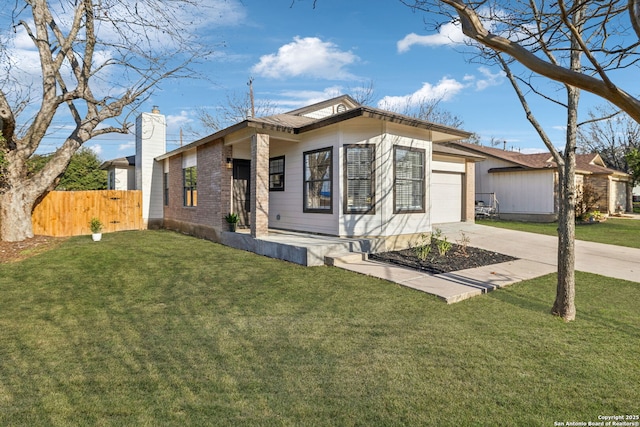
xmin=552 ymin=31 xmax=582 ymax=321
xmin=0 ymin=186 xmax=39 ymax=242
xmin=552 ymin=145 xmax=576 ymax=321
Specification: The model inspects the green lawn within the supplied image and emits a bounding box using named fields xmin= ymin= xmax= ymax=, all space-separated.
xmin=477 ymin=217 xmax=640 ymax=248
xmin=1 ymin=231 xmax=638 ymax=426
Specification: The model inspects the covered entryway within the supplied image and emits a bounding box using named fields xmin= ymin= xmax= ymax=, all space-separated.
xmin=233 ymin=159 xmax=251 ymax=227
xmin=431 ymin=172 xmax=462 ymax=223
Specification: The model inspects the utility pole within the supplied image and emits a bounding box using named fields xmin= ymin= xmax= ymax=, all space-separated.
xmin=248 ymin=77 xmax=255 ymax=118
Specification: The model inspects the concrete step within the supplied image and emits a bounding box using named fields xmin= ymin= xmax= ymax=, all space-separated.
xmin=324 ymin=252 xmax=368 ymax=266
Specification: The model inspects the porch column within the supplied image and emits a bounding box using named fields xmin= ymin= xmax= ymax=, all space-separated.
xmin=251 ymin=133 xmax=269 ymax=237
xmin=463 ymin=161 xmax=476 ymax=222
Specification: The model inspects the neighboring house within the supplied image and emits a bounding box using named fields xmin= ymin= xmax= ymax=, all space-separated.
xmin=448 ymin=141 xmax=633 ymax=221
xmin=100 ymin=155 xmax=135 ymax=190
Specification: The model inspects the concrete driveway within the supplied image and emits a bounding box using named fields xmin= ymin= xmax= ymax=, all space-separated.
xmin=436 ymin=222 xmax=640 ymax=283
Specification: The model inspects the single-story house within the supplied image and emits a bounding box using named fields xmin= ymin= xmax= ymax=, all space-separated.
xmin=100 ymin=155 xmax=136 ymax=190
xmin=102 ymin=96 xmax=483 ymax=264
xmin=447 ymin=141 xmax=633 ymax=222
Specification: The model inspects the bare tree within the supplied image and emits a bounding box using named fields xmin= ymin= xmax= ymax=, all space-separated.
xmin=400 ymin=0 xmax=640 ymax=122
xmin=578 ymin=105 xmax=640 ymax=172
xmin=194 ymin=89 xmax=280 ymax=134
xmin=395 ymin=0 xmax=616 ymax=320
xmin=0 ymin=0 xmax=209 ymax=242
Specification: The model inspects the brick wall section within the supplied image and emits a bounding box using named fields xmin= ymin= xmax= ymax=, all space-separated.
xmin=196 ymin=140 xmax=232 ymax=228
xmin=463 ymin=160 xmax=475 ymax=222
xmin=163 ymin=140 xmax=232 ymax=233
xmin=251 ymin=133 xmax=269 ymax=237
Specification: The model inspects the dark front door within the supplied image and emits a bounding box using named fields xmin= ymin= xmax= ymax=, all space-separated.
xmin=232 ymin=159 xmax=251 ymax=227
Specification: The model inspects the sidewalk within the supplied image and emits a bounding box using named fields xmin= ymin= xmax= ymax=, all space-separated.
xmin=327 ymin=223 xmax=640 ymax=303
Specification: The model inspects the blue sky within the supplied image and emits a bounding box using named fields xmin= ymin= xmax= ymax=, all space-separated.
xmin=6 ymin=0 xmax=634 ymax=161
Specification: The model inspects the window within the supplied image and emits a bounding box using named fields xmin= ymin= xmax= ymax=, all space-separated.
xmin=163 ymin=172 xmax=169 ymax=206
xmin=183 ymin=166 xmax=197 ymax=207
xmin=303 ymin=147 xmax=333 ymax=213
xmin=269 ymin=156 xmax=285 ymax=191
xmin=394 ymin=146 xmax=425 ymax=213
xmin=344 ymin=145 xmax=375 ymax=214
xmin=108 ymin=171 xmax=115 ymax=190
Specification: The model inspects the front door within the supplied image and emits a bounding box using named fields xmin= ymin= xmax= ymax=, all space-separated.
xmin=232 ymin=159 xmax=251 ymax=227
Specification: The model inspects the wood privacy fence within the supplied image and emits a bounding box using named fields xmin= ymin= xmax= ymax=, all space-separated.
xmin=32 ymin=190 xmax=143 ymax=237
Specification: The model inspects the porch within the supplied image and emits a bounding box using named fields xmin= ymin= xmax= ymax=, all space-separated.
xmin=218 ymin=228 xmax=382 ymax=266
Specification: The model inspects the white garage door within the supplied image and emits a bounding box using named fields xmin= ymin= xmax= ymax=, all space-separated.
xmin=431 ymin=172 xmax=462 ymax=223
xmin=612 ymin=181 xmax=627 ymax=211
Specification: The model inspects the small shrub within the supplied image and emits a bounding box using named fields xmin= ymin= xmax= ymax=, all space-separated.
xmin=224 ymin=212 xmax=239 ymax=223
xmin=413 ymin=233 xmax=432 ymax=261
xmin=89 ymin=217 xmax=103 ymax=233
xmin=430 ymin=228 xmax=443 ymax=245
xmin=575 ymin=182 xmax=602 ymax=220
xmin=456 ymin=232 xmax=471 ymax=255
xmin=436 ymin=236 xmax=452 ymax=256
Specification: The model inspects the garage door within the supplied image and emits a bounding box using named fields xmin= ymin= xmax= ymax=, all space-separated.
xmin=431 ymin=172 xmax=462 ymax=223
xmin=612 ymin=181 xmax=627 ymax=212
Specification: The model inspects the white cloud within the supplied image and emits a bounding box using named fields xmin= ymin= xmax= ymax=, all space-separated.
xmin=251 ymin=37 xmax=359 ymax=80
xmin=469 ymin=67 xmax=505 ymax=90
xmin=88 ymin=144 xmax=103 ymax=156
xmin=119 ymin=141 xmax=135 ymax=151
xmin=378 ymin=77 xmax=465 ymax=111
xmin=166 ymin=110 xmax=193 ymax=129
xmin=397 ymin=22 xmax=467 ymax=52
xmin=520 ymin=147 xmax=550 ymax=154
xmin=396 ymin=8 xmax=533 ymax=54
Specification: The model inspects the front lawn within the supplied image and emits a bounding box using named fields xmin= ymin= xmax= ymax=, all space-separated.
xmin=0 ymin=231 xmax=638 ymax=426
xmin=478 ymin=217 xmax=640 ymax=248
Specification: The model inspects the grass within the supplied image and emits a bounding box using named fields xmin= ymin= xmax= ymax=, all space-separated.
xmin=477 ymin=217 xmax=640 ymax=248
xmin=1 ymin=230 xmax=638 ymax=426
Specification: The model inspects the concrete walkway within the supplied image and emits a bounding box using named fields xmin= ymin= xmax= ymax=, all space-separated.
xmin=328 ymin=222 xmax=640 ymax=303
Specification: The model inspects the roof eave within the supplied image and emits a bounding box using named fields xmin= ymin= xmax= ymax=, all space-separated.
xmin=297 ymin=107 xmax=472 ymax=139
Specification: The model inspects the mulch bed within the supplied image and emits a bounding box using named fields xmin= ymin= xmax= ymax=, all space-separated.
xmin=0 ymin=235 xmax=65 ymax=264
xmin=369 ymin=242 xmax=517 ymax=274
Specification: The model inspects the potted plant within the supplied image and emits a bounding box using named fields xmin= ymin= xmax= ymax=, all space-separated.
xmin=224 ymin=212 xmax=239 ymax=232
xmin=90 ymin=217 xmax=103 ymax=241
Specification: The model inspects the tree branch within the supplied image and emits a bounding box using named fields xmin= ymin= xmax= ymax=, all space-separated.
xmin=438 ymin=0 xmax=640 ymax=123
xmin=630 ymin=0 xmax=640 ymax=38
xmin=497 ymin=54 xmax=563 ymax=164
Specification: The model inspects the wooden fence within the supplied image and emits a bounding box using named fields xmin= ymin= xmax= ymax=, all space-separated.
xmin=32 ymin=190 xmax=143 ymax=237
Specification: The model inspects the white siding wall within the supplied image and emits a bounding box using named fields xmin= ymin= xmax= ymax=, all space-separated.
xmin=432 ymin=156 xmax=466 ymax=173
xmin=475 ymin=158 xmax=555 ymax=214
xmin=112 ymin=167 xmax=131 ymax=190
xmin=268 ymin=126 xmax=341 ymax=235
xmin=267 ymin=118 xmax=434 ymax=237
xmin=379 ymin=123 xmax=431 ymax=237
xmin=135 ymin=112 xmax=166 ymax=225
xmin=490 ymin=170 xmax=555 ymax=214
